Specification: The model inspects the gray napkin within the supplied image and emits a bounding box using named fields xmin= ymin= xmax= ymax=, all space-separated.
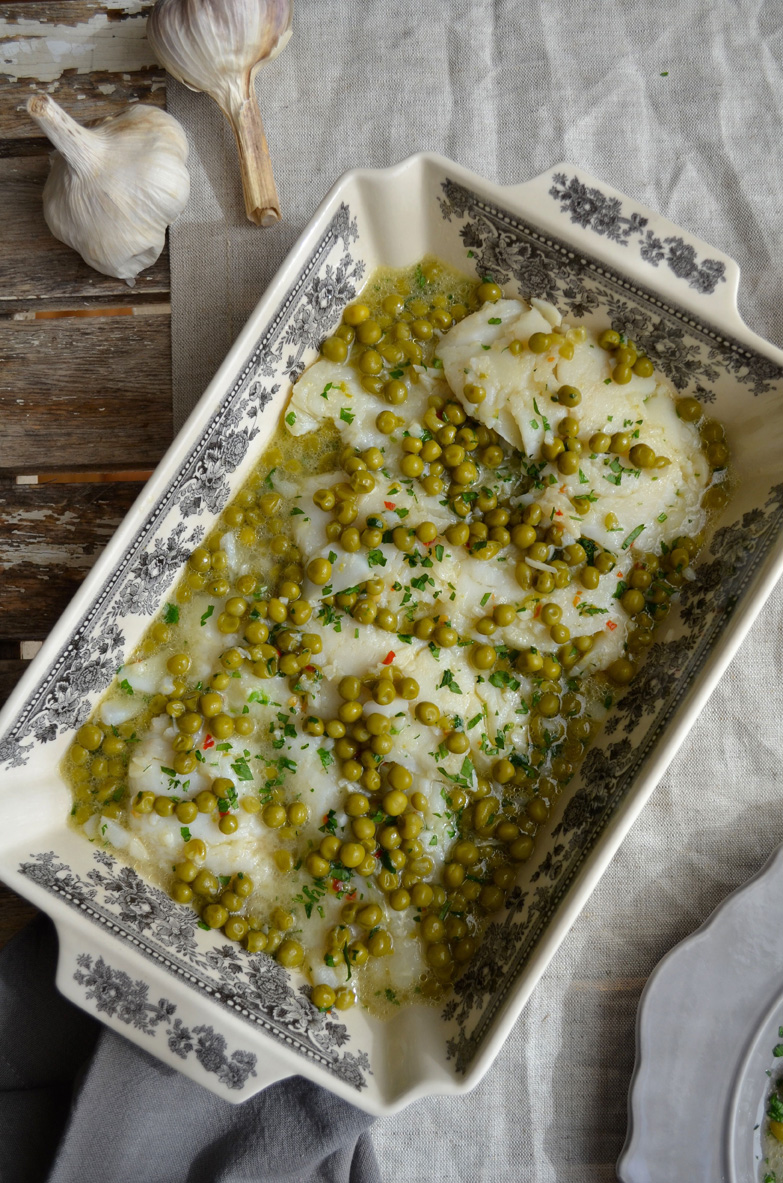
xmin=0 ymin=917 xmax=379 ymax=1183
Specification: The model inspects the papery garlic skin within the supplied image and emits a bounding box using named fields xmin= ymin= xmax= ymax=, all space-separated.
xmin=28 ymin=95 xmax=190 ymax=283
xmin=147 ymin=0 xmax=292 ymax=226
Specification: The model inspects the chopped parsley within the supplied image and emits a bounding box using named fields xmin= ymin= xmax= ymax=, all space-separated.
xmin=163 ymin=603 xmax=179 ymax=624
xmin=285 ymin=411 xmax=296 ymax=426
xmin=339 ymin=407 xmax=355 ymax=424
xmin=438 ymin=669 xmax=463 ymax=694
xmin=768 ymin=1093 xmax=783 ymax=1123
xmin=200 ymin=604 xmax=214 ymax=626
xmin=621 ymin=524 xmax=646 ymax=550
xmin=230 ymin=757 xmax=253 ymax=783
xmin=577 ymin=602 xmax=608 ymax=617
xmin=317 ymin=748 xmax=334 ymax=770
xmin=119 ymin=679 xmax=134 ymax=696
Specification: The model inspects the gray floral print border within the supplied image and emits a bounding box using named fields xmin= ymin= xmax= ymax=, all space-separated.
xmin=22 ymin=849 xmax=371 ymax=1091
xmin=548 ymin=172 xmax=727 ymax=295
xmin=438 ymin=178 xmax=781 ymax=399
xmin=74 ymin=952 xmax=258 ymax=1090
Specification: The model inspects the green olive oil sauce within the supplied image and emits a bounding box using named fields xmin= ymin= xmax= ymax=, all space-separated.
xmin=64 ymin=257 xmax=730 ymax=1018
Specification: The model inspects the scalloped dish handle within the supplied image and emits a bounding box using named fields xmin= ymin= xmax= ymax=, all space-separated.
xmin=501 ymin=163 xmax=743 ymax=332
xmin=54 ymin=921 xmax=293 ymax=1103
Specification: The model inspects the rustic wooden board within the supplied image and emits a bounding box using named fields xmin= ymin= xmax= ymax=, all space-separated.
xmin=0 ymin=0 xmax=169 ymax=949
xmin=0 ymin=658 xmax=27 ymax=705
xmin=0 ymin=312 xmax=173 ymax=471
xmin=0 ymin=156 xmax=170 ymax=299
xmin=0 ymin=479 xmax=142 ymax=639
xmin=0 ymin=1 xmax=162 ymax=140
xmin=0 ymin=70 xmax=166 ymax=144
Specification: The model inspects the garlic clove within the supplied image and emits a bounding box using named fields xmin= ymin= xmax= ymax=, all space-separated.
xmin=28 ymin=94 xmax=190 ymax=284
xmin=147 ymin=0 xmax=292 ymax=227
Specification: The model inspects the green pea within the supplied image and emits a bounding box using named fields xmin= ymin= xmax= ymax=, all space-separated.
xmin=598 ymin=329 xmax=621 ymax=350
xmin=557 ymin=385 xmax=581 ymax=407
xmin=589 ymin=432 xmax=611 ymax=453
xmin=677 ymin=397 xmax=702 ymax=422
xmin=76 ymin=723 xmax=103 ymax=752
xmin=607 ymin=658 xmax=635 ymax=685
xmin=415 ymin=701 xmax=439 ymax=725
xmin=306 ymin=557 xmax=332 ymax=586
xmin=471 ymin=644 xmax=496 ymax=670
xmin=383 ymin=379 xmax=407 ymax=405
xmin=357 ymin=319 xmax=382 ymax=345
xmin=580 ymin=565 xmax=600 ymax=590
xmin=411 ymin=319 xmax=433 ymax=341
xmin=629 ymin=444 xmax=657 ymax=468
xmin=359 ymin=349 xmax=383 ymax=375
xmin=477 ymin=281 xmax=503 ymax=303
xmin=322 ymin=336 xmax=348 ymax=363
xmin=557 ymin=452 xmax=580 ymax=476
xmin=621 ymin=589 xmax=645 ymax=615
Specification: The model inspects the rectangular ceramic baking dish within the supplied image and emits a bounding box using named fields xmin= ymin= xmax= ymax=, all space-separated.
xmin=1 ymin=154 xmax=782 ymax=1116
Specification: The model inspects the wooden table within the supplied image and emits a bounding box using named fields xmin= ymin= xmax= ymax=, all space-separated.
xmin=0 ymin=0 xmax=170 ymax=948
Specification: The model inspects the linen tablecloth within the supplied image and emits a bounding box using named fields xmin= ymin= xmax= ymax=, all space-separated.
xmin=165 ymin=2 xmax=783 ymax=1177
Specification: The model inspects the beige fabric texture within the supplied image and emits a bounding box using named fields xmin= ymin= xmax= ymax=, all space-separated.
xmin=168 ymin=1 xmax=783 ymax=1177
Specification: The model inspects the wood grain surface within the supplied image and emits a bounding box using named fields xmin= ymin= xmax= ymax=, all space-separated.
xmin=0 ymin=0 xmax=172 ymax=948
xmin=0 ymin=313 xmax=172 ymax=471
xmin=0 ymin=478 xmax=143 ymax=638
xmin=0 ymin=156 xmax=170 ymax=299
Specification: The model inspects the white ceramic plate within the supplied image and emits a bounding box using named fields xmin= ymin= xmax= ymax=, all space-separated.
xmin=1 ymin=154 xmax=783 ymax=1115
xmin=618 ymin=843 xmax=783 ymax=1182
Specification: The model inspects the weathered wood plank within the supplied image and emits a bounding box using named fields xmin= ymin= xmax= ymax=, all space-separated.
xmin=1 ymin=296 xmax=170 ymax=317
xmin=0 ymin=313 xmax=173 ymax=471
xmin=0 ymin=69 xmax=166 ymax=144
xmin=0 ymin=156 xmax=170 ymax=299
xmin=0 ymin=480 xmax=142 ymax=639
xmin=0 ymin=657 xmax=28 ymax=705
xmin=0 ymin=2 xmax=164 ymax=143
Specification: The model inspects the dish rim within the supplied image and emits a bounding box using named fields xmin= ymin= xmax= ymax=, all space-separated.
xmin=2 ymin=151 xmax=783 ymax=1114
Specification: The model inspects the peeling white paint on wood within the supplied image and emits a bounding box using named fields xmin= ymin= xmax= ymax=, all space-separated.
xmin=1 ymin=12 xmax=157 ymax=83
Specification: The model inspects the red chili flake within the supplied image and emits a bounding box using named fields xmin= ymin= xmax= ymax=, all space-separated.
xmin=555 ymin=509 xmax=563 ymax=516
xmin=345 ymin=890 xmax=357 ymax=901
xmin=384 ymin=500 xmax=396 ymax=510
xmin=606 ymin=620 xmax=617 ymax=631
xmin=533 ymin=603 xmax=542 ymax=619
xmin=616 ymin=571 xmax=624 ymax=578
xmin=203 ymin=735 xmax=215 ymax=750
xmin=382 ymin=651 xmax=395 ymax=665
xmin=322 ymin=813 xmax=330 ymax=825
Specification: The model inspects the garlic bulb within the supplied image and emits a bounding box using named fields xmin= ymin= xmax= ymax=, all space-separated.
xmin=27 ymin=94 xmax=190 ymax=283
xmin=147 ymin=0 xmax=292 ymax=227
